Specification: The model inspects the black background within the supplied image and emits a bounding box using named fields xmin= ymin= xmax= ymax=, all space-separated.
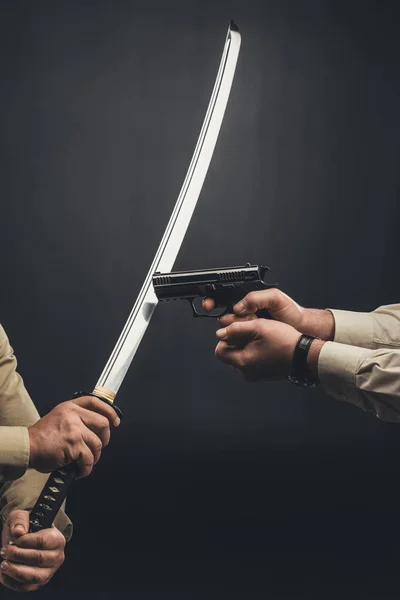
xmin=1 ymin=0 xmax=400 ymax=598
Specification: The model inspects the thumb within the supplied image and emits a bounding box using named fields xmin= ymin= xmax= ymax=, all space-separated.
xmin=7 ymin=510 xmax=29 ymax=539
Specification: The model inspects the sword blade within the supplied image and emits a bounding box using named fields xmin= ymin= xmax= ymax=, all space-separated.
xmin=96 ymin=22 xmax=241 ymax=396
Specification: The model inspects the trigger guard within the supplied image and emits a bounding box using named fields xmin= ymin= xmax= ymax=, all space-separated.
xmin=190 ymin=298 xmax=202 ymax=318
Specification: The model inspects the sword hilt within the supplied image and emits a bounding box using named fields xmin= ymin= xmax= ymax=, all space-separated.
xmin=28 ymin=390 xmax=121 ymax=533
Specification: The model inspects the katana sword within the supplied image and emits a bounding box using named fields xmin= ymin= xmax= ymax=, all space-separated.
xmin=29 ymin=21 xmax=241 ymax=533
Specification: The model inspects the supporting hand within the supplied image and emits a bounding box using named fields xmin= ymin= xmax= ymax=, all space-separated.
xmin=215 ymin=319 xmax=301 ymax=381
xmin=0 ymin=510 xmax=65 ymax=592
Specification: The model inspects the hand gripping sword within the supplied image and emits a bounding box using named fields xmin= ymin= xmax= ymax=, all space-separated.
xmin=28 ymin=22 xmax=241 ymax=533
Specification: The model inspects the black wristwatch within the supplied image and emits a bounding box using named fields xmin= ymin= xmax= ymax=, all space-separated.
xmin=287 ymin=334 xmax=318 ymax=388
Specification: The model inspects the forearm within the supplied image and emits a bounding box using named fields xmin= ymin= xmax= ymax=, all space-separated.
xmin=299 ymin=309 xmax=335 ymax=341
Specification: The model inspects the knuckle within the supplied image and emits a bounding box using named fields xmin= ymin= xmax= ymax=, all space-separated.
xmin=86 ymin=453 xmax=95 ymax=466
xmin=35 ymin=551 xmax=45 ymax=567
xmin=246 ymin=291 xmax=262 ymax=308
xmin=257 ymin=320 xmax=270 ymax=335
xmin=229 ymin=322 xmax=239 ymax=335
xmin=99 ymin=416 xmax=110 ymax=431
xmin=78 ymin=395 xmax=94 ymax=407
xmin=47 ymin=528 xmax=62 ymax=547
xmin=66 ymin=428 xmax=81 ymax=447
xmin=36 ymin=533 xmax=46 ymax=551
xmin=5 ymin=546 xmax=17 ymax=561
xmin=94 ymin=438 xmax=103 ymax=453
xmin=86 ymin=396 xmax=99 ymax=411
xmin=56 ymin=531 xmax=66 ymax=551
xmin=89 ymin=397 xmax=109 ymax=415
xmin=246 ymin=291 xmax=256 ymax=304
xmin=270 ymin=287 xmax=283 ymax=305
xmin=31 ymin=570 xmax=46 ymax=585
xmin=57 ymin=401 xmax=72 ymax=415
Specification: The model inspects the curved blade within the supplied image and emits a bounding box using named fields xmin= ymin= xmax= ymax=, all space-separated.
xmin=97 ymin=22 xmax=241 ymax=395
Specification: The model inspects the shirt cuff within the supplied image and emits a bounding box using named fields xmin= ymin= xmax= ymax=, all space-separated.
xmin=0 ymin=427 xmax=30 ymax=482
xmin=318 ymin=341 xmax=373 ymax=409
xmin=330 ymin=309 xmax=374 ymax=349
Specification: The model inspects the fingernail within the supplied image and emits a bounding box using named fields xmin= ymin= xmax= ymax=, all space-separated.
xmin=216 ymin=328 xmax=227 ymax=339
xmin=0 ymin=548 xmax=5 ymax=558
xmin=13 ymin=525 xmax=25 ymax=535
xmin=1 ymin=561 xmax=9 ymax=572
xmin=235 ymin=301 xmax=245 ymax=313
xmin=115 ymin=417 xmax=121 ymax=427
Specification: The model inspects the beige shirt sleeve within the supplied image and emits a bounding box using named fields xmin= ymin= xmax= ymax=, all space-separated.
xmin=0 ymin=324 xmax=72 ymax=540
xmin=318 ymin=304 xmax=400 ymax=422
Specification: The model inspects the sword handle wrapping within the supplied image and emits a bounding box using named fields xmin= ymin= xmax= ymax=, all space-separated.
xmin=29 ymin=391 xmax=121 ymax=534
xmin=29 ymin=463 xmax=78 ymax=532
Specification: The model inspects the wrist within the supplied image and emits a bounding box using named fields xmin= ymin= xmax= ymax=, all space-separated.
xmin=300 ymin=309 xmax=335 ymax=341
xmin=27 ymin=427 xmax=37 ymax=468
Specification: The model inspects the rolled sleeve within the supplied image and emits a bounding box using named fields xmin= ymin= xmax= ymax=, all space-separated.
xmin=330 ymin=304 xmax=400 ymax=351
xmin=319 ymin=341 xmax=400 ymax=422
xmin=330 ymin=310 xmax=375 ymax=349
xmin=0 ymin=426 xmax=30 ymax=482
xmin=318 ymin=341 xmax=370 ymax=405
xmin=0 ymin=324 xmax=39 ymax=481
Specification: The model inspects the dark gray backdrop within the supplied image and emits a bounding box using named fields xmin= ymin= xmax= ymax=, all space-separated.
xmin=1 ymin=0 xmax=400 ymax=598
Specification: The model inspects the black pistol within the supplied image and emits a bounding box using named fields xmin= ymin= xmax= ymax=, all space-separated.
xmin=152 ymin=263 xmax=278 ymax=317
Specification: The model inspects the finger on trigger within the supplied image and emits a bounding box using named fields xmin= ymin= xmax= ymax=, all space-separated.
xmin=202 ymin=298 xmax=215 ymax=312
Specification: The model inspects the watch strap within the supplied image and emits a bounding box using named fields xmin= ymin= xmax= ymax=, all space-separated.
xmin=288 ymin=334 xmax=318 ymax=388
